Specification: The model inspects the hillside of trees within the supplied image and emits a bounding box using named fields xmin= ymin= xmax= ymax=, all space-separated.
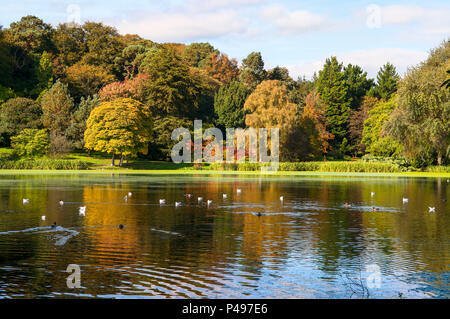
xmin=0 ymin=16 xmax=448 ymax=167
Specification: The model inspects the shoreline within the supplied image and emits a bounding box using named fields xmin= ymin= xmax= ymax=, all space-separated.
xmin=0 ymin=169 xmax=449 ymax=178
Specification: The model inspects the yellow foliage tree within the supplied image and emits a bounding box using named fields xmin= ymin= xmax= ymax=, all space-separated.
xmin=84 ymin=98 xmax=152 ymax=166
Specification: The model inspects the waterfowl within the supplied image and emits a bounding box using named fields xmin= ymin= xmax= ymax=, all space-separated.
xmin=59 ymin=200 xmax=64 ymax=206
xmin=344 ymin=202 xmax=351 ymax=208
xmin=198 ymin=197 xmax=203 ymax=203
xmin=118 ymin=224 xmax=124 ymax=229
xmin=207 ymin=200 xmax=213 ymax=206
xmin=23 ymin=199 xmax=30 ymax=204
xmin=223 ymin=194 xmax=227 ymax=199
xmin=280 ymin=196 xmax=284 ymax=202
xmin=175 ymin=202 xmax=182 ymax=207
xmin=237 ymin=189 xmax=242 ymax=194
xmin=256 ymin=212 xmax=262 ymax=217
xmin=124 ymin=195 xmax=128 ymax=201
xmin=185 ymin=194 xmax=192 ymax=198
xmin=371 ymin=192 xmax=375 ymax=197
xmin=79 ymin=206 xmax=86 ymax=216
xmin=51 ymin=222 xmax=57 ymax=229
xmin=429 ymin=207 xmax=435 ymax=213
xmin=402 ymin=198 xmax=408 ymax=203
xmin=371 ymin=207 xmax=379 ymax=212
xmin=128 ymin=192 xmax=132 ymax=197
xmin=159 ymin=199 xmax=166 ymax=205
xmin=41 ymin=216 xmax=46 ymax=221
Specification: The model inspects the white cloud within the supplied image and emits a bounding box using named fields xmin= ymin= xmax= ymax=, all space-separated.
xmin=115 ymin=9 xmax=248 ymax=42
xmin=261 ymin=4 xmax=326 ymax=34
xmin=288 ymin=48 xmax=428 ymax=80
xmin=188 ymin=0 xmax=267 ymax=11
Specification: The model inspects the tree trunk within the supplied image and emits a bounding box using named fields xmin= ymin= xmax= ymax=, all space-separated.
xmin=88 ymin=149 xmax=91 ymax=157
xmin=111 ymin=153 xmax=115 ymax=166
xmin=437 ymin=152 xmax=442 ymax=166
xmin=119 ymin=154 xmax=124 ymax=167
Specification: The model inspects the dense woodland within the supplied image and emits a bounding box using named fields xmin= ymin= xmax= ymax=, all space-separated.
xmin=0 ymin=16 xmax=448 ymax=167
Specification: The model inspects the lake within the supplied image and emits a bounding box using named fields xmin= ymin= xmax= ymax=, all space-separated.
xmin=0 ymin=173 xmax=448 ymax=298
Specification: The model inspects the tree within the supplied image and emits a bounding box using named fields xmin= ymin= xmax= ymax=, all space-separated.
xmin=84 ymin=98 xmax=152 ymax=166
xmin=343 ymin=64 xmax=374 ymax=110
xmin=214 ymin=80 xmax=250 ymax=129
xmin=267 ymin=66 xmax=295 ymax=90
xmin=441 ymin=69 xmax=450 ymax=89
xmin=65 ymin=63 xmax=115 ymax=101
xmin=11 ymin=128 xmax=50 ymax=158
xmin=348 ymin=96 xmax=380 ymax=155
xmin=7 ymin=16 xmax=54 ymax=54
xmin=182 ymin=42 xmax=217 ymax=68
xmin=99 ymin=74 xmax=148 ymax=102
xmin=239 ymin=52 xmax=266 ymax=89
xmin=140 ymin=49 xmax=199 ymax=118
xmin=53 ymin=23 xmax=87 ymax=66
xmin=0 ymin=97 xmax=42 ymax=145
xmin=33 ymin=51 xmax=53 ymax=96
xmin=316 ymin=56 xmax=351 ymax=154
xmin=361 ymin=99 xmax=403 ymax=158
xmin=385 ymin=41 xmax=449 ymax=166
xmin=114 ymin=44 xmax=149 ymax=79
xmin=374 ymin=62 xmax=399 ymax=100
xmin=40 ymin=80 xmax=74 ymax=135
xmin=204 ymin=52 xmax=239 ymax=85
xmin=66 ymin=95 xmax=100 ymax=149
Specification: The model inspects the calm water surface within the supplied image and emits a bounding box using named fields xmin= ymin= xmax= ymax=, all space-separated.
xmin=0 ymin=173 xmax=448 ymax=298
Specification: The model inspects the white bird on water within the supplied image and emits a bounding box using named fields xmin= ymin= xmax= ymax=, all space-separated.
xmin=23 ymin=199 xmax=30 ymax=204
xmin=160 ymin=199 xmax=166 ymax=205
xmin=198 ymin=197 xmax=203 ymax=203
xmin=41 ymin=215 xmax=46 ymax=221
xmin=280 ymin=196 xmax=284 ymax=202
xmin=175 ymin=202 xmax=182 ymax=207
xmin=128 ymin=192 xmax=132 ymax=197
xmin=124 ymin=195 xmax=128 ymax=201
xmin=59 ymin=200 xmax=64 ymax=206
xmin=223 ymin=194 xmax=227 ymax=199
xmin=402 ymin=198 xmax=408 ymax=203
xmin=207 ymin=200 xmax=213 ymax=206
xmin=186 ymin=194 xmax=192 ymax=198
xmin=371 ymin=192 xmax=375 ymax=197
xmin=429 ymin=207 xmax=435 ymax=213
xmin=237 ymin=189 xmax=242 ymax=194
xmin=79 ymin=206 xmax=86 ymax=216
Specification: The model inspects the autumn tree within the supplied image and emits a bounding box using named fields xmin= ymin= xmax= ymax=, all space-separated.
xmin=348 ymin=96 xmax=380 ymax=155
xmin=65 ymin=63 xmax=115 ymax=101
xmin=204 ymin=52 xmax=239 ymax=85
xmin=0 ymin=97 xmax=43 ymax=145
xmin=385 ymin=42 xmax=449 ymax=166
xmin=182 ymin=42 xmax=217 ymax=68
xmin=84 ymin=98 xmax=152 ymax=166
xmin=99 ymin=73 xmax=148 ymax=102
xmin=53 ymin=23 xmax=87 ymax=66
xmin=40 ymin=80 xmax=74 ymax=135
xmin=7 ymin=15 xmax=54 ymax=54
xmin=214 ymin=80 xmax=250 ymax=129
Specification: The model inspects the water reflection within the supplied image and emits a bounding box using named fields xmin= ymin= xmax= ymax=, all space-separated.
xmin=0 ymin=174 xmax=448 ymax=298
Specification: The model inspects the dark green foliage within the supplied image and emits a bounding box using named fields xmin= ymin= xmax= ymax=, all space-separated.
xmin=343 ymin=64 xmax=374 ymax=110
xmin=239 ymin=52 xmax=266 ymax=89
xmin=182 ymin=42 xmax=217 ymax=68
xmin=0 ymin=158 xmax=89 ymax=169
xmin=66 ymin=95 xmax=100 ymax=149
xmin=214 ymin=80 xmax=250 ymax=129
xmin=0 ymin=98 xmax=43 ymax=145
xmin=316 ymin=57 xmax=351 ymax=154
xmin=374 ymin=62 xmax=399 ymax=100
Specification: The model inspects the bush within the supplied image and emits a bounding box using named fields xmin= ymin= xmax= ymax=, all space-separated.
xmin=0 ymin=158 xmax=89 ymax=170
xmin=11 ymin=129 xmax=50 ymax=158
xmin=49 ymin=133 xmax=72 ymax=155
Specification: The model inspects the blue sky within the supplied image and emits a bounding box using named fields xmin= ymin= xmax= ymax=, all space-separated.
xmin=1 ymin=0 xmax=449 ymax=79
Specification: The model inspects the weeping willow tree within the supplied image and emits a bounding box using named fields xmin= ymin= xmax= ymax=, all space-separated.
xmin=385 ymin=41 xmax=450 ymax=166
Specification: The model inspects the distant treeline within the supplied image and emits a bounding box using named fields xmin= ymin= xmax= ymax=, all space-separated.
xmin=0 ymin=16 xmax=448 ymax=167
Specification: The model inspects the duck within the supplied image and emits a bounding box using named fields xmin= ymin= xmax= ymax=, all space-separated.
xmin=402 ymin=198 xmax=408 ymax=203
xmin=207 ymin=200 xmax=213 ymax=206
xmin=185 ymin=194 xmax=192 ymax=198
xmin=79 ymin=206 xmax=86 ymax=216
xmin=198 ymin=197 xmax=203 ymax=203
xmin=223 ymin=194 xmax=227 ymax=199
xmin=344 ymin=202 xmax=351 ymax=208
xmin=51 ymin=222 xmax=57 ymax=229
xmin=41 ymin=215 xmax=46 ymax=221
xmin=237 ymin=189 xmax=242 ymax=194
xmin=428 ymin=207 xmax=435 ymax=213
xmin=256 ymin=212 xmax=263 ymax=217
xmin=159 ymin=199 xmax=166 ymax=205
xmin=128 ymin=192 xmax=132 ymax=197
xmin=371 ymin=192 xmax=375 ymax=197
xmin=124 ymin=195 xmax=128 ymax=201
xmin=280 ymin=196 xmax=284 ymax=202
xmin=23 ymin=198 xmax=30 ymax=204
xmin=175 ymin=202 xmax=182 ymax=207
xmin=118 ymin=224 xmax=124 ymax=229
xmin=59 ymin=200 xmax=64 ymax=206
xmin=371 ymin=207 xmax=379 ymax=212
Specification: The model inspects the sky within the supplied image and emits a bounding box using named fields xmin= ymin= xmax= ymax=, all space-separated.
xmin=1 ymin=0 xmax=449 ymax=79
